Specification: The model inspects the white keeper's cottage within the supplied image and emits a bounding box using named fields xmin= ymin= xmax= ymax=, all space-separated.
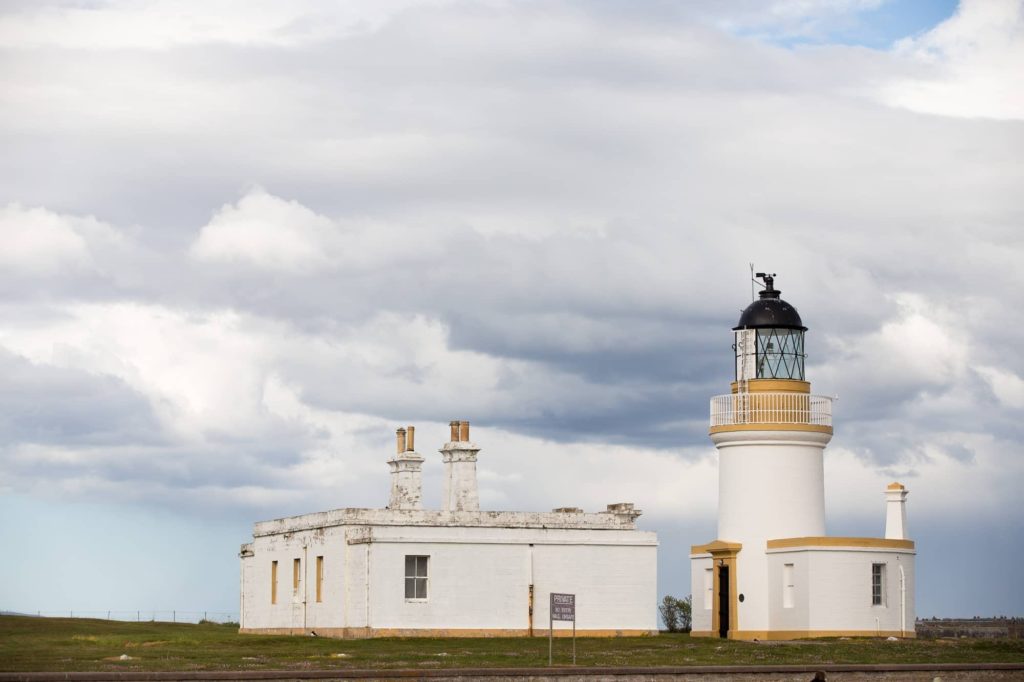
xmin=239 ymin=421 xmax=658 ymax=638
xmin=690 ymin=274 xmax=916 ymax=640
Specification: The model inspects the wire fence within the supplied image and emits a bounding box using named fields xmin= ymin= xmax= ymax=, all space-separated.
xmin=21 ymin=610 xmax=238 ymax=624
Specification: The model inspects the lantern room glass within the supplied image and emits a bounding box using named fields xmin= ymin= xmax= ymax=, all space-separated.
xmin=754 ymin=328 xmax=805 ymax=380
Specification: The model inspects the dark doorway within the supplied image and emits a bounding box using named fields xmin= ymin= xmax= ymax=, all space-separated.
xmin=718 ymin=564 xmax=730 ymax=638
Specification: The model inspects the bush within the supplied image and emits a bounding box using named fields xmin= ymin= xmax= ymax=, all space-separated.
xmin=659 ymin=594 xmax=692 ymax=633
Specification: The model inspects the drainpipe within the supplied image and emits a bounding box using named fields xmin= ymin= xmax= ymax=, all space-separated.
xmin=528 ymin=544 xmax=535 ymax=637
xmin=365 ymin=544 xmax=371 ymax=633
xmin=899 ymin=564 xmax=906 ymax=637
xmin=303 ymin=544 xmax=308 ymax=631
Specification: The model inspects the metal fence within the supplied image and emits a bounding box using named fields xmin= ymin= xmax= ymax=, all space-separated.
xmin=22 ymin=610 xmax=238 ymax=624
xmin=710 ymin=392 xmax=833 ymax=428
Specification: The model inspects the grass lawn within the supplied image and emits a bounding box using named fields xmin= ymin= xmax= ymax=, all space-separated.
xmin=1 ymin=616 xmax=1022 ymax=673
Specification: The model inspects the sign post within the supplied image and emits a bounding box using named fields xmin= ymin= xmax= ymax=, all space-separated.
xmin=548 ymin=593 xmax=576 ymax=666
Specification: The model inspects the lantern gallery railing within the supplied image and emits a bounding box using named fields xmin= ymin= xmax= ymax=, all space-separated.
xmin=709 ymin=392 xmax=833 ymax=428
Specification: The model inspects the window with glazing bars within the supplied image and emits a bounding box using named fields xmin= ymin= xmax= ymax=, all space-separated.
xmin=405 ymin=555 xmax=428 ymax=599
xmin=755 ymin=329 xmax=805 ymax=380
xmin=871 ymin=563 xmax=885 ymax=606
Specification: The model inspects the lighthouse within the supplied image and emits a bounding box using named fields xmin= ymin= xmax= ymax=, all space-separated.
xmin=690 ymin=274 xmax=916 ymax=640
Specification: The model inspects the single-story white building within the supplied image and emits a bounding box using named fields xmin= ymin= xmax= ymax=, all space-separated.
xmin=239 ymin=421 xmax=658 ymax=638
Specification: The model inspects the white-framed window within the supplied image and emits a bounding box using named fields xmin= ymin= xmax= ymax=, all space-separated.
xmin=405 ymin=555 xmax=429 ymax=599
xmin=704 ymin=567 xmax=713 ymax=610
xmin=871 ymin=563 xmax=886 ymax=606
xmin=783 ymin=563 xmax=794 ymax=608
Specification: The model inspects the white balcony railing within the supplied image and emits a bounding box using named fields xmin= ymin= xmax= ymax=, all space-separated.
xmin=710 ymin=392 xmax=833 ymax=428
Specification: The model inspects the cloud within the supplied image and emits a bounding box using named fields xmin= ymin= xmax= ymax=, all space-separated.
xmin=977 ymin=366 xmax=1024 ymax=408
xmin=0 ymin=0 xmax=1022 ymax=616
xmin=0 ymin=203 xmax=123 ymax=275
xmin=882 ymin=0 xmax=1024 ymax=119
xmin=190 ymin=188 xmax=340 ymax=272
xmin=0 ymin=0 xmax=455 ymax=49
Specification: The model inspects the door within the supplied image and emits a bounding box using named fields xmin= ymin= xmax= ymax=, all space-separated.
xmin=718 ymin=564 xmax=730 ymax=638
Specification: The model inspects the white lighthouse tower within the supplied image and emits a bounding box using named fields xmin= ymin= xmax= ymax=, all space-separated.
xmin=690 ymin=274 xmax=916 ymax=640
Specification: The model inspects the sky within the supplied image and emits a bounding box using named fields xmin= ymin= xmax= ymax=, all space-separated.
xmin=0 ymin=0 xmax=1022 ymax=622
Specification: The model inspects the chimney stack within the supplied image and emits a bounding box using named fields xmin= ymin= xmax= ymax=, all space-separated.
xmin=884 ymin=482 xmax=909 ymax=540
xmin=440 ymin=419 xmax=480 ymax=512
xmin=387 ymin=425 xmax=424 ymax=510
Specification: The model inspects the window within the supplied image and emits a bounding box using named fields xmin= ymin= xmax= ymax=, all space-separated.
xmin=703 ymin=568 xmax=713 ymax=610
xmin=755 ymin=328 xmax=805 ymax=380
xmin=872 ymin=563 xmax=886 ymax=606
xmin=783 ymin=563 xmax=794 ymax=608
xmin=405 ymin=555 xmax=428 ymax=599
xmin=293 ymin=558 xmax=301 ymax=595
xmin=316 ymin=556 xmax=324 ymax=603
xmin=271 ymin=561 xmax=278 ymax=604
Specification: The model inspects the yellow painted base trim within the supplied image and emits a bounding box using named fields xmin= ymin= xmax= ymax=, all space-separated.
xmin=689 ymin=630 xmax=715 ymax=638
xmin=731 ymin=629 xmax=916 ymax=641
xmin=767 ymin=536 xmax=915 ymax=550
xmin=731 ymin=380 xmax=811 ymax=394
xmin=710 ymin=423 xmax=833 ymax=435
xmin=239 ymin=627 xmax=657 ymax=639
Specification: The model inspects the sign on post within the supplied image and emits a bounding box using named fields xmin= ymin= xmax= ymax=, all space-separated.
xmin=549 ymin=593 xmax=576 ymax=666
xmin=551 ymin=593 xmax=575 ymax=621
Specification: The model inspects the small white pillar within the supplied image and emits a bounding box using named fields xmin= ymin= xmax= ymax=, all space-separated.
xmin=440 ymin=420 xmax=480 ymax=512
xmin=387 ymin=426 xmax=425 ymax=510
xmin=885 ymin=482 xmax=909 ymax=540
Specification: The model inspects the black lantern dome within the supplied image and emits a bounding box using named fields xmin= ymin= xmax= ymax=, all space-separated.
xmin=734 ymin=274 xmax=807 ymax=332
xmin=733 ymin=273 xmax=807 ymax=381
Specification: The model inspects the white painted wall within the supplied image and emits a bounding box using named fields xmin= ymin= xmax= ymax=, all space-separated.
xmin=240 ymin=518 xmax=658 ymax=634
xmin=239 ymin=525 xmax=348 ymax=630
xmin=690 ymin=555 xmax=713 ymax=633
xmin=767 ymin=546 xmax=915 ymax=634
xmin=710 ymin=428 xmax=831 ymax=632
xmin=765 ymin=550 xmax=810 ymax=631
xmin=713 ymin=430 xmax=830 ymax=543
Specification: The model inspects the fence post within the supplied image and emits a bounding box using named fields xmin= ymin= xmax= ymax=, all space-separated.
xmin=137 ymin=611 xmax=140 ymax=621
xmin=107 ymin=611 xmax=110 ymax=620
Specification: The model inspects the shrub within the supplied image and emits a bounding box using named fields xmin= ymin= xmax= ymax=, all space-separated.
xmin=659 ymin=594 xmax=692 ymax=633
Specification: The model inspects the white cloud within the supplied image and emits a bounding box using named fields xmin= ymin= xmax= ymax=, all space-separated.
xmin=977 ymin=366 xmax=1024 ymax=408
xmin=0 ymin=303 xmax=282 ymax=440
xmin=0 ymin=203 xmax=123 ymax=275
xmin=882 ymin=0 xmax=1024 ymax=119
xmin=825 ymin=430 xmax=1024 ymax=522
xmin=0 ymin=0 xmax=455 ymax=49
xmin=817 ymin=293 xmax=971 ymax=396
xmin=190 ymin=188 xmax=340 ymax=272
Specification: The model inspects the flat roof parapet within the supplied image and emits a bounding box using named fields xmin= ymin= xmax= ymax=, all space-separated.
xmin=253 ymin=507 xmax=642 ymax=537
